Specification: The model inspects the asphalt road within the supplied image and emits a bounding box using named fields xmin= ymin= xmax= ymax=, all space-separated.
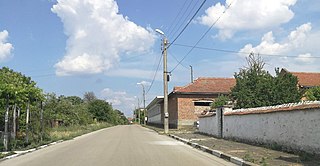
xmin=0 ymin=125 xmax=235 ymax=166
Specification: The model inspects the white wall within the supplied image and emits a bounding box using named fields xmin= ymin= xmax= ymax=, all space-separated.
xmin=199 ymin=102 xmax=320 ymax=154
xmin=148 ymin=104 xmax=162 ymax=124
xmin=199 ymin=113 xmax=219 ymax=137
xmin=223 ymin=108 xmax=320 ymax=154
xmin=148 ymin=114 xmax=161 ymax=124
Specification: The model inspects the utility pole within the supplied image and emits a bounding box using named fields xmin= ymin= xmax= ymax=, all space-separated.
xmin=156 ymin=28 xmax=169 ymax=134
xmin=4 ymin=94 xmax=9 ymax=151
xmin=163 ymin=37 xmax=169 ymax=134
xmin=142 ymin=86 xmax=146 ymax=125
xmin=137 ymin=83 xmax=146 ymax=125
xmin=190 ymin=65 xmax=194 ymax=83
xmin=137 ymin=97 xmax=140 ymax=124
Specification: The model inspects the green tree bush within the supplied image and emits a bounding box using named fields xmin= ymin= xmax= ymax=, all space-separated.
xmin=211 ymin=95 xmax=230 ymax=109
xmin=0 ymin=67 xmax=128 ymax=151
xmin=231 ymin=54 xmax=301 ymax=109
xmin=305 ymin=86 xmax=320 ymax=100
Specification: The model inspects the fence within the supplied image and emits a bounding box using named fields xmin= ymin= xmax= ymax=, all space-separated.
xmin=199 ymin=101 xmax=320 ymax=154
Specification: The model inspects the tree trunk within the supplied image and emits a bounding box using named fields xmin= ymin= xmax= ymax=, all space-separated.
xmin=12 ymin=103 xmax=17 ymax=140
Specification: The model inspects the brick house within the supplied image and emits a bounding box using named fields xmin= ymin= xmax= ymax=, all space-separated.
xmin=147 ymin=77 xmax=236 ymax=129
xmin=281 ymin=68 xmax=320 ymax=89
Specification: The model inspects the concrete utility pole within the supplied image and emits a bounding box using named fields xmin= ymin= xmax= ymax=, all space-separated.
xmin=156 ymin=28 xmax=169 ymax=134
xmin=137 ymin=97 xmax=140 ymax=124
xmin=190 ymin=65 xmax=194 ymax=83
xmin=137 ymin=83 xmax=146 ymax=125
xmin=163 ymin=37 xmax=169 ymax=134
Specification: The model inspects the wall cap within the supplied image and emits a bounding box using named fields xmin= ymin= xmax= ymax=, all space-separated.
xmin=224 ymin=101 xmax=320 ymax=116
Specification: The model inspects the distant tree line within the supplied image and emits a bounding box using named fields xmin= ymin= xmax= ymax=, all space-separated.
xmin=0 ymin=67 xmax=128 ymax=151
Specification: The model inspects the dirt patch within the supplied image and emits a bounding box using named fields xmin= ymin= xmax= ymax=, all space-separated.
xmin=173 ymin=132 xmax=320 ymax=166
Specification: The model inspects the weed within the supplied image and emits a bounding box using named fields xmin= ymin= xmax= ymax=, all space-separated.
xmin=299 ymin=151 xmax=314 ymax=161
xmin=243 ymin=153 xmax=255 ymax=163
xmin=270 ymin=142 xmax=282 ymax=151
xmin=259 ymin=157 xmax=267 ymax=166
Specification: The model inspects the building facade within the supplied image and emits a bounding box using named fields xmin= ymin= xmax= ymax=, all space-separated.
xmin=147 ymin=77 xmax=236 ymax=129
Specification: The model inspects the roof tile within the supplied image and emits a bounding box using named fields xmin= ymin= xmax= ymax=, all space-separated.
xmin=290 ymin=72 xmax=320 ymax=87
xmin=173 ymin=77 xmax=236 ymax=93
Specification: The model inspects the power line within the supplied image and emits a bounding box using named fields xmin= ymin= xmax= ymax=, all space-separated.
xmin=168 ymin=0 xmax=201 ymax=39
xmin=170 ymin=2 xmax=233 ymax=73
xmin=166 ymin=0 xmax=189 ymax=36
xmin=172 ymin=43 xmax=320 ymax=58
xmin=146 ymin=53 xmax=163 ymax=95
xmin=167 ymin=0 xmax=195 ymax=38
xmin=168 ymin=50 xmax=189 ymax=69
xmin=168 ymin=0 xmax=207 ymax=49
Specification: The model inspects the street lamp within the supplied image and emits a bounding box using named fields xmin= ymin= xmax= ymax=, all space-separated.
xmin=137 ymin=82 xmax=146 ymax=125
xmin=155 ymin=28 xmax=169 ymax=134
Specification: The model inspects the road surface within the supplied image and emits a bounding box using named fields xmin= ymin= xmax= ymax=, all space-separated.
xmin=0 ymin=125 xmax=235 ymax=166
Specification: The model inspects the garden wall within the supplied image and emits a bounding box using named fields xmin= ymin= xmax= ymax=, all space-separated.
xmin=199 ymin=101 xmax=320 ymax=154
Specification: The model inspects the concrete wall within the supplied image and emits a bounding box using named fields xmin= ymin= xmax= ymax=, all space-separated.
xmin=147 ymin=104 xmax=162 ymax=125
xmin=199 ymin=113 xmax=219 ymax=136
xmin=223 ymin=107 xmax=320 ymax=154
xmin=199 ymin=102 xmax=320 ymax=154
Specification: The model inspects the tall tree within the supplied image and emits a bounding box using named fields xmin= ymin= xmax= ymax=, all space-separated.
xmin=83 ymin=92 xmax=96 ymax=102
xmin=231 ymin=54 xmax=301 ymax=109
xmin=231 ymin=54 xmax=273 ymax=108
xmin=272 ymin=68 xmax=301 ymax=104
xmin=87 ymin=99 xmax=113 ymax=122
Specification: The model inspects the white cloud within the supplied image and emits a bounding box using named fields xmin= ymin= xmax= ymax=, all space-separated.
xmin=100 ymin=88 xmax=134 ymax=106
xmin=138 ymin=81 xmax=151 ymax=86
xmin=198 ymin=0 xmax=296 ymax=39
xmin=239 ymin=23 xmax=312 ymax=56
xmin=239 ymin=23 xmax=320 ymax=72
xmin=295 ymin=53 xmax=313 ymax=63
xmin=100 ymin=88 xmax=136 ymax=116
xmin=52 ymin=0 xmax=155 ymax=76
xmin=0 ymin=30 xmax=13 ymax=62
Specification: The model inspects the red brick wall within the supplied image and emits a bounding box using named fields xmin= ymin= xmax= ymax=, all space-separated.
xmin=173 ymin=94 xmax=220 ymax=127
xmin=168 ymin=95 xmax=178 ymax=128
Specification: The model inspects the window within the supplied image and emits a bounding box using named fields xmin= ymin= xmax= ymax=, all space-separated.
xmin=194 ymin=101 xmax=212 ymax=106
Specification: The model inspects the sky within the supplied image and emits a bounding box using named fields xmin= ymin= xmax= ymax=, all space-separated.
xmin=1 ymin=0 xmax=320 ymax=117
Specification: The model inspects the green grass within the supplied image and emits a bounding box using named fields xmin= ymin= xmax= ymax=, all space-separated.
xmin=243 ymin=153 xmax=255 ymax=163
xmin=0 ymin=151 xmax=16 ymax=159
xmin=0 ymin=122 xmax=113 ymax=158
xmin=49 ymin=122 xmax=112 ymax=141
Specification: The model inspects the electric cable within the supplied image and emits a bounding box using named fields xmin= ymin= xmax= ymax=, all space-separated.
xmin=170 ymin=2 xmax=233 ymax=73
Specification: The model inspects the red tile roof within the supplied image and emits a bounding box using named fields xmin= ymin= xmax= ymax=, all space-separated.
xmin=290 ymin=72 xmax=320 ymax=87
xmin=173 ymin=77 xmax=236 ymax=94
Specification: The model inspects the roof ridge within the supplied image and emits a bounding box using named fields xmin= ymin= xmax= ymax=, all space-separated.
xmin=290 ymin=71 xmax=320 ymax=74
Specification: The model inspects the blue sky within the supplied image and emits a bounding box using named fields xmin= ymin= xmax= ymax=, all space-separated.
xmin=1 ymin=0 xmax=320 ymax=117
